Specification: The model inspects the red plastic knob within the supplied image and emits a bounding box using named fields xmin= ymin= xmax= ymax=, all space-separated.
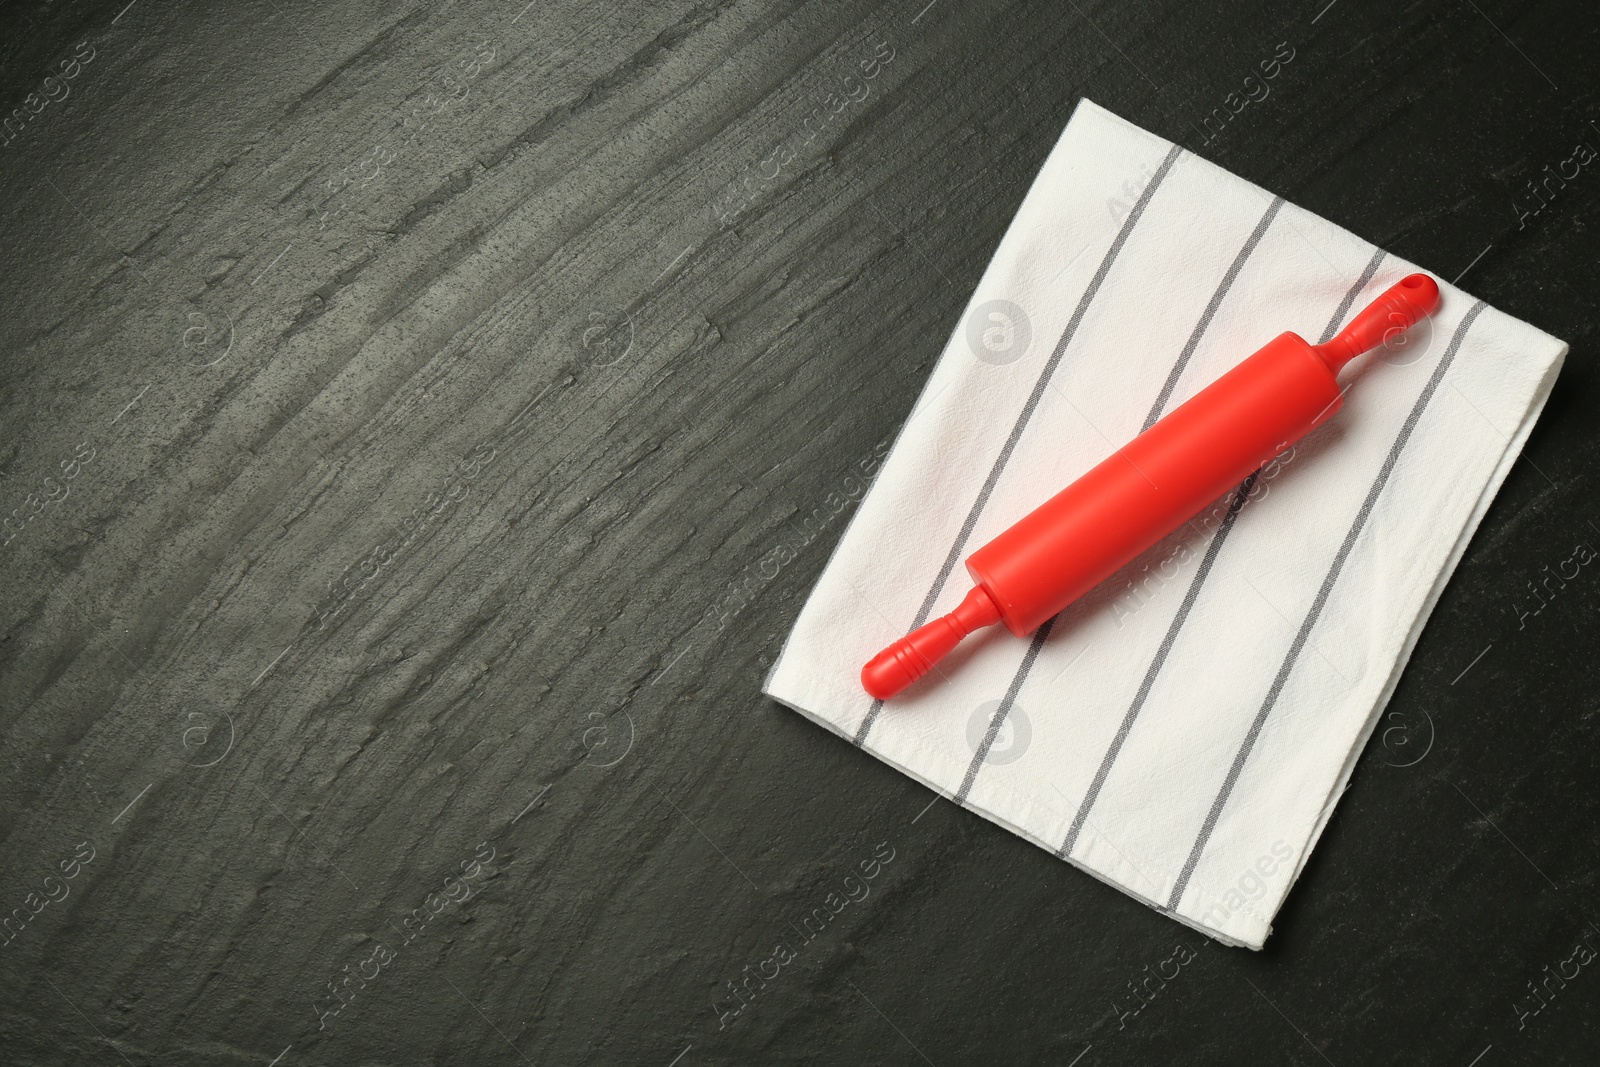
xmin=1313 ymin=273 xmax=1440 ymax=374
xmin=861 ymin=586 xmax=1000 ymax=700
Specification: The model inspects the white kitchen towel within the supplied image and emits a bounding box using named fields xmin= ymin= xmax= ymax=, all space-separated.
xmin=762 ymin=98 xmax=1567 ymax=949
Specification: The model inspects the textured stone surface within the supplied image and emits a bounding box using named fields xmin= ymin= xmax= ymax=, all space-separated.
xmin=0 ymin=0 xmax=1596 ymax=1064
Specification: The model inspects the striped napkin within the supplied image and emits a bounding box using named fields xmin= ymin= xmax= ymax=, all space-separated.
xmin=762 ymin=99 xmax=1565 ymax=948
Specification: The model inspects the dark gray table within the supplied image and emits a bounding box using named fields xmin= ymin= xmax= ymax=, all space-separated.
xmin=1 ymin=1 xmax=1595 ymax=1064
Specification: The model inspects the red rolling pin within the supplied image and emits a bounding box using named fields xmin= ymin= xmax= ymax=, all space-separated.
xmin=861 ymin=273 xmax=1441 ymax=700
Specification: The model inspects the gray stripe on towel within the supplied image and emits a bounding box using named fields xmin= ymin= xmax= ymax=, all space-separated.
xmin=852 ymin=141 xmax=1186 ymax=747
xmin=1058 ymin=246 xmax=1389 ymax=859
xmin=956 ymin=195 xmax=1286 ymax=805
xmin=1166 ymin=298 xmax=1487 ymax=912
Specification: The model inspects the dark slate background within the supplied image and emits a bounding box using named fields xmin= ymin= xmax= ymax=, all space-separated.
xmin=0 ymin=0 xmax=1596 ymax=1064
